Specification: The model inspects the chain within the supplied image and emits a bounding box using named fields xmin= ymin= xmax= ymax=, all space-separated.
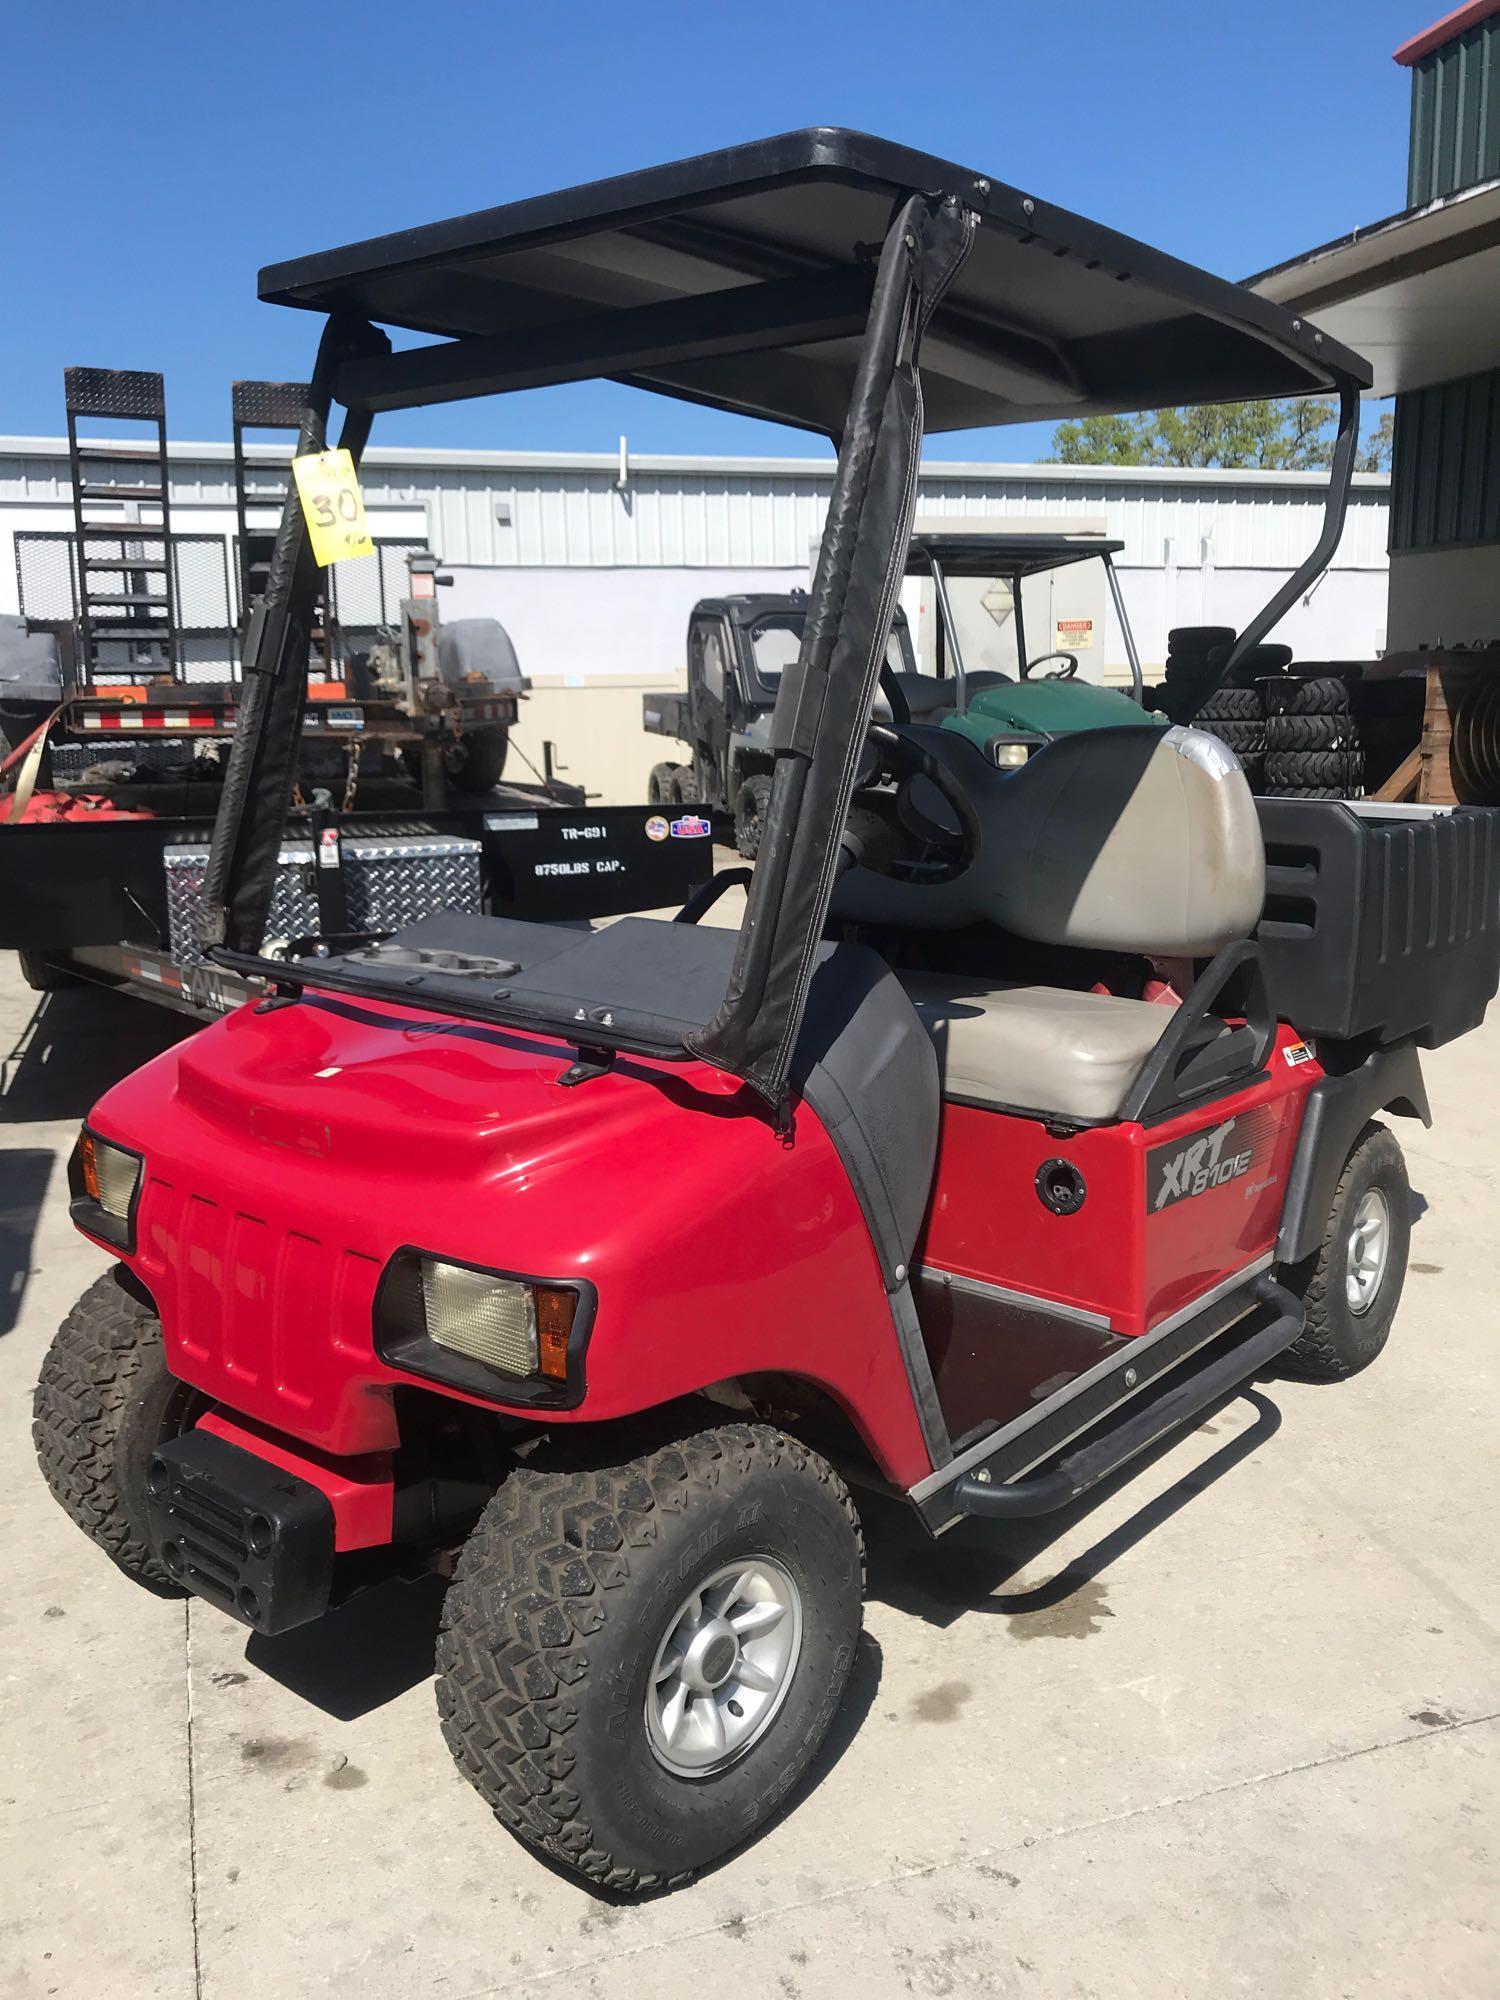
xmin=342 ymin=739 xmax=360 ymax=816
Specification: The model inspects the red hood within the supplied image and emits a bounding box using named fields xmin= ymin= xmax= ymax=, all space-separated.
xmin=85 ymin=992 xmax=930 ymax=1486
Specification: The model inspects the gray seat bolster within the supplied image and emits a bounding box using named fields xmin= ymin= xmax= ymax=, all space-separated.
xmin=794 ymin=948 xmax=940 ymax=1290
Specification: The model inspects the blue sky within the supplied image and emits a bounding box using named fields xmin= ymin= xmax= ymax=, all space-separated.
xmin=1 ymin=0 xmax=1424 ymax=462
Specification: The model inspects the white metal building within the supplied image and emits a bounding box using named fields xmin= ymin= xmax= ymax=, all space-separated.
xmin=0 ymin=436 xmax=1392 ymax=799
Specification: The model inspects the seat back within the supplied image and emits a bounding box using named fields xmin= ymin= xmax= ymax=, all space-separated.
xmin=889 ymin=669 xmax=1014 ymax=721
xmin=833 ymin=724 xmax=1265 ymax=960
xmin=986 ymin=725 xmax=1265 ymax=957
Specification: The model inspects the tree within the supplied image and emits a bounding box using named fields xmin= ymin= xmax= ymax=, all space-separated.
xmin=1359 ymin=410 xmax=1395 ymax=474
xmin=1047 ymin=397 xmax=1340 ymax=470
xmin=1048 ymin=412 xmax=1154 ymax=465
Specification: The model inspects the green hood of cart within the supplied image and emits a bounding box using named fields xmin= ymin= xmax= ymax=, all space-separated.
xmin=941 ymin=679 xmax=1162 ymax=748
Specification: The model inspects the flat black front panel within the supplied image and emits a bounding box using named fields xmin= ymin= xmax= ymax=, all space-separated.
xmin=0 ymin=818 xmax=184 ymax=950
xmin=0 ymin=804 xmax=712 ymax=952
xmin=914 ymin=1272 xmax=1124 ymax=1449
xmin=473 ymin=802 xmax=712 ymax=921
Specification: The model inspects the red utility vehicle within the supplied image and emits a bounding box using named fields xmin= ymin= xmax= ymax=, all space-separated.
xmin=34 ymin=133 xmax=1500 ymax=1892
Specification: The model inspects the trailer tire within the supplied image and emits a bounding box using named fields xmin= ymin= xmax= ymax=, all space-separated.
xmin=1279 ymin=1123 xmax=1410 ymax=1381
xmin=734 ymin=773 xmax=772 ymax=858
xmin=448 ymin=727 xmax=508 ymax=794
xmin=435 ymin=1423 xmax=864 ymax=1893
xmin=32 ymin=1269 xmax=201 ymax=1593
xmin=17 ymin=948 xmax=75 ymax=992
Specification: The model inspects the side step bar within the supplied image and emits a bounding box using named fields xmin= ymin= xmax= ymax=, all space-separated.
xmin=952 ymin=1274 xmax=1303 ymax=1523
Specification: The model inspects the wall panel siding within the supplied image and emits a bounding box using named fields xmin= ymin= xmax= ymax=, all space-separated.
xmin=1407 ymin=15 xmax=1500 ymax=202
xmin=1391 ymin=367 xmax=1500 ymax=551
xmin=1 ymin=438 xmax=1390 ymax=616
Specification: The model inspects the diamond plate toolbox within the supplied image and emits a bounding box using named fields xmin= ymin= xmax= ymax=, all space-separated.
xmin=165 ymin=843 xmax=320 ymax=967
xmin=340 ymin=832 xmax=482 ymax=934
xmin=164 ymin=829 xmax=482 ymax=966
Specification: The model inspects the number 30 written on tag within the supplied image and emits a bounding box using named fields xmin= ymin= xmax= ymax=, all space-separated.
xmin=291 ymin=449 xmax=375 ymax=567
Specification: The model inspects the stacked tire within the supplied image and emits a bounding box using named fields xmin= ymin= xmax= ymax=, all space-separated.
xmin=1156 ymin=626 xmax=1237 ymax=723
xmin=1154 ymin=629 xmax=1295 ymax=792
xmin=1263 ymin=677 xmax=1363 ymax=800
xmin=1190 ymin=683 xmax=1265 ymax=791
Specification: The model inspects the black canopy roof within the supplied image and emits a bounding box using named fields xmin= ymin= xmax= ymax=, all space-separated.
xmin=260 ymin=129 xmax=1371 ymax=436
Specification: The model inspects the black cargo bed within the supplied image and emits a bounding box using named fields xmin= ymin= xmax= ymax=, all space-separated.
xmin=1255 ymin=798 xmax=1500 ymax=1048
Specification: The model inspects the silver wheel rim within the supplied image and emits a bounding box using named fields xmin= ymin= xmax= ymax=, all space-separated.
xmin=645 ymin=1557 xmax=803 ymax=1778
xmin=1345 ymin=1187 xmax=1390 ymax=1315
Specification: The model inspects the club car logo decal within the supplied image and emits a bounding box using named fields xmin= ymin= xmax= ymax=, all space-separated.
xmin=670 ymin=814 xmax=712 ymax=839
xmin=1148 ymin=1115 xmax=1259 ymax=1211
xmin=644 ymin=814 xmax=670 ymax=842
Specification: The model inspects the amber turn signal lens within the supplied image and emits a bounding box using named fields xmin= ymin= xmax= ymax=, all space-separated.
xmin=534 ymin=1286 xmax=577 ymax=1382
xmin=79 ymin=1131 xmax=101 ymax=1204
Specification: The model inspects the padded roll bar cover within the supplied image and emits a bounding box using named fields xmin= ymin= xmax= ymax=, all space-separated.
xmin=989 ymin=725 xmax=1265 ymax=958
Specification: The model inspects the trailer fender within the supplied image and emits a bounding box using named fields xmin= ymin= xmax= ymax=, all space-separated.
xmin=1276 ymin=1042 xmax=1430 ymax=1265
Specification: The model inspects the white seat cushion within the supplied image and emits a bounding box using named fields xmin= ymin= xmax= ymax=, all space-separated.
xmin=898 ymin=972 xmax=1180 ymax=1123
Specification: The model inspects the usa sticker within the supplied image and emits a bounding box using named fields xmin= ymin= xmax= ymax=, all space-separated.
xmin=670 ymin=814 xmax=712 ymax=839
xmin=1284 ymin=1041 xmax=1314 ymax=1066
xmin=644 ymin=814 xmax=669 ymax=842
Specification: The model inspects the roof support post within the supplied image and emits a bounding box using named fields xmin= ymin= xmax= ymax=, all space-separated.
xmin=197 ymin=315 xmax=390 ymax=956
xmin=687 ymin=192 xmax=977 ymax=1113
xmin=1183 ymin=373 xmax=1362 ymax=718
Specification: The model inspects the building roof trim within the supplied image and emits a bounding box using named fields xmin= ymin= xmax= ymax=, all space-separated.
xmin=1394 ymin=0 xmax=1500 ymax=66
xmin=0 ymin=436 xmax=1390 ymax=492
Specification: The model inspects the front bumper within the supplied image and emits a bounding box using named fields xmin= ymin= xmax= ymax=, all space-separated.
xmin=145 ymin=1430 xmax=335 ymax=1635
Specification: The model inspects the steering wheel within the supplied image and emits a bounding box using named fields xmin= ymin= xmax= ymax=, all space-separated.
xmin=1022 ymin=650 xmax=1078 ymax=681
xmin=865 ymin=723 xmax=984 ymax=871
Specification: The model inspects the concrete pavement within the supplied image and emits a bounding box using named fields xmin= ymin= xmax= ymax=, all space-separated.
xmin=1 ymin=959 xmax=1496 ymax=1999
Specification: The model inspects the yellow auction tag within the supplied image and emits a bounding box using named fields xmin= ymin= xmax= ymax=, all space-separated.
xmin=291 ymin=448 xmax=375 ymax=567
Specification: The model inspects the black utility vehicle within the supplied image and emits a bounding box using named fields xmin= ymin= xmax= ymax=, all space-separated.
xmin=645 ymin=594 xmax=917 ymax=855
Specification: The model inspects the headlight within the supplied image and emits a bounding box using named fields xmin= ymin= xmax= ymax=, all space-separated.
xmin=70 ymin=1128 xmax=144 ymax=1249
xmin=375 ymin=1251 xmax=590 ymax=1406
xmin=422 ymin=1261 xmax=539 ymax=1377
xmin=990 ymin=739 xmax=1034 ymax=769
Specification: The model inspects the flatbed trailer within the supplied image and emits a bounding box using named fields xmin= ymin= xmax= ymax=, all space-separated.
xmin=1 ymin=791 xmax=708 ymax=1015
xmin=1 ymin=365 xmax=711 ymax=1011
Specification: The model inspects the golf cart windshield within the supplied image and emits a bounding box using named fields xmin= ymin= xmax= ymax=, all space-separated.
xmin=201 ymin=128 xmax=1370 ymax=1111
xmin=750 ymin=613 xmax=912 ymax=696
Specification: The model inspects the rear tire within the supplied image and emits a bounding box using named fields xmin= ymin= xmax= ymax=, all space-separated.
xmin=734 ymin=773 xmax=772 ymax=859
xmin=435 ymin=1423 xmax=864 ymax=1892
xmin=32 ymin=1269 xmax=201 ymax=1591
xmin=1280 ymin=1123 xmax=1410 ymax=1381
xmin=647 ymin=762 xmax=676 ymax=807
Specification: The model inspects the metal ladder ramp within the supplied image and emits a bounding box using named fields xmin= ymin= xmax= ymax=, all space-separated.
xmin=231 ymin=379 xmax=341 ymax=680
xmin=65 ymin=366 xmax=178 ymax=683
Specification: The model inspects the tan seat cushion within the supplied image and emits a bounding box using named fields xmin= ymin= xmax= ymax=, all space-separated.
xmin=898 ymin=972 xmax=1182 ymax=1123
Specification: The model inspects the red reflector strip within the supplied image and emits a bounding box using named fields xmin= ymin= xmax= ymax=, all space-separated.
xmin=122 ymin=955 xmax=183 ymax=989
xmin=80 ymin=708 xmax=230 ymax=732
